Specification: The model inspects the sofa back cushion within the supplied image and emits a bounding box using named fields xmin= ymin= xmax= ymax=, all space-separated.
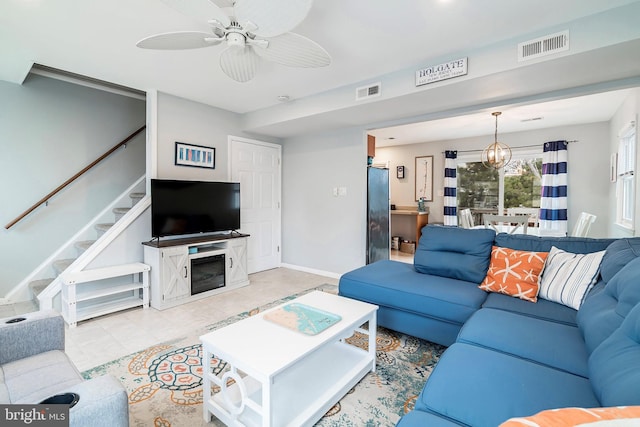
xmin=494 ymin=234 xmax=614 ymax=254
xmin=588 ymin=302 xmax=640 ymax=406
xmin=599 ymin=238 xmax=640 ymax=284
xmin=415 ymin=225 xmax=495 ymax=283
xmin=578 ymin=256 xmax=640 ymax=353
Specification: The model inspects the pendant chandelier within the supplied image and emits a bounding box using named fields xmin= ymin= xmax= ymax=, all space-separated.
xmin=481 ymin=111 xmax=512 ymax=169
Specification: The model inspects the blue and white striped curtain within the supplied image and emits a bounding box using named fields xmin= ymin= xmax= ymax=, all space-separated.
xmin=539 ymin=140 xmax=568 ymax=235
xmin=443 ymin=150 xmax=458 ymax=226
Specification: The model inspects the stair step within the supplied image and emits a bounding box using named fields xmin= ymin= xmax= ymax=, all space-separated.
xmin=113 ymin=207 xmax=130 ymax=221
xmin=75 ymin=240 xmax=96 ymax=254
xmin=0 ymin=300 xmax=39 ymax=317
xmin=130 ymin=192 xmax=145 ymax=206
xmin=95 ymin=223 xmax=114 ymax=237
xmin=53 ymin=259 xmax=75 ymax=276
xmin=28 ymin=278 xmax=54 ymax=299
xmin=113 ymin=208 xmax=131 ymax=222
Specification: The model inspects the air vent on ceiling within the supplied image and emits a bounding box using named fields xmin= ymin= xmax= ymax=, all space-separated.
xmin=356 ymin=82 xmax=381 ymax=101
xmin=518 ymin=30 xmax=569 ymax=62
xmin=521 ymin=116 xmax=544 ymax=122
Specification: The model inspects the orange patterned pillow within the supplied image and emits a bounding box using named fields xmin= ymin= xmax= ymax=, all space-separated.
xmin=479 ymin=246 xmax=548 ymax=302
xmin=500 ymin=406 xmax=640 ymax=426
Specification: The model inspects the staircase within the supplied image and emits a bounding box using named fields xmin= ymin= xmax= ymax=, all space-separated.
xmin=27 ymin=191 xmax=146 ymax=307
xmin=0 ymin=173 xmax=152 ymax=327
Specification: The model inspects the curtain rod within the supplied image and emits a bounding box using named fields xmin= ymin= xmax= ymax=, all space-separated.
xmin=444 ymin=140 xmax=578 ymax=154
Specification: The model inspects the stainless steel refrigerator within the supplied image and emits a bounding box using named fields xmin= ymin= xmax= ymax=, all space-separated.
xmin=367 ymin=166 xmax=390 ymax=264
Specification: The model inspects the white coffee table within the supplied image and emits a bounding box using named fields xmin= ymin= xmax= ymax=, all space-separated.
xmin=200 ymin=290 xmax=378 ymax=427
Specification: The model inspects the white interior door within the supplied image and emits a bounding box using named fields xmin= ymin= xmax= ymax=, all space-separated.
xmin=230 ymin=137 xmax=281 ymax=273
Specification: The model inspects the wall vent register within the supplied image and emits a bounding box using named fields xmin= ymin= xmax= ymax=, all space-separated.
xmin=518 ymin=30 xmax=569 ymax=62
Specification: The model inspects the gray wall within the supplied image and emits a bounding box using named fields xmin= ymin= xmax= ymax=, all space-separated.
xmin=281 ymin=128 xmax=368 ymax=274
xmin=155 ymin=92 xmax=281 ymax=181
xmin=0 ymin=75 xmax=146 ymax=296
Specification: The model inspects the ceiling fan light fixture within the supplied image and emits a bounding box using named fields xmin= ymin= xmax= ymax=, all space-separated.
xmin=481 ymin=112 xmax=512 ymax=169
xmin=140 ymin=0 xmax=328 ymax=81
xmin=226 ymin=32 xmax=246 ymax=48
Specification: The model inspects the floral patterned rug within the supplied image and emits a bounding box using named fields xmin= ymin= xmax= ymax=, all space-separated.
xmin=83 ymin=286 xmax=445 ymax=427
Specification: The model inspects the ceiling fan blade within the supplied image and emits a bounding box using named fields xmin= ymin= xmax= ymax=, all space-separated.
xmin=253 ymin=32 xmax=330 ymax=68
xmin=234 ymin=0 xmax=312 ymax=37
xmin=160 ymin=0 xmax=230 ymax=28
xmin=136 ymin=31 xmax=222 ymax=50
xmin=209 ymin=0 xmax=234 ymax=8
xmin=219 ymin=46 xmax=259 ymax=82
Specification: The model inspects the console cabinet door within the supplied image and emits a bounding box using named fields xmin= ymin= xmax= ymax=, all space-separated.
xmin=227 ymin=238 xmax=249 ymax=286
xmin=161 ymin=246 xmax=190 ymax=302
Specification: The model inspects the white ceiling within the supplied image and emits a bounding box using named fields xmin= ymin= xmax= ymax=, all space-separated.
xmin=371 ymin=89 xmax=635 ymax=147
xmin=2 ymin=0 xmax=640 ymax=138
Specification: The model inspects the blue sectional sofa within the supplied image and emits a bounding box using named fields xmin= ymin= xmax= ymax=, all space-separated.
xmin=339 ymin=225 xmax=640 ymax=426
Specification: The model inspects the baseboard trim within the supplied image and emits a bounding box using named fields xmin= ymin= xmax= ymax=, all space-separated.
xmin=279 ymin=263 xmax=342 ymax=280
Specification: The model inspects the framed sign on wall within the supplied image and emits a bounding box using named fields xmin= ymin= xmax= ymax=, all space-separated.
xmin=415 ymin=155 xmax=433 ymax=201
xmin=397 ymin=165 xmax=405 ymax=179
xmin=175 ymin=142 xmax=215 ymax=169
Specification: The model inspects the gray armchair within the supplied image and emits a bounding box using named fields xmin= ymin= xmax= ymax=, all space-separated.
xmin=0 ymin=310 xmax=129 ymax=427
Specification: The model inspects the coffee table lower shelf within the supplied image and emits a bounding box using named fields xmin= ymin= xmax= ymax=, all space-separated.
xmin=204 ymin=340 xmax=374 ymax=427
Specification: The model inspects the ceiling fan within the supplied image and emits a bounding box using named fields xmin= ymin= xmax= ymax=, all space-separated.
xmin=137 ymin=0 xmax=331 ymax=83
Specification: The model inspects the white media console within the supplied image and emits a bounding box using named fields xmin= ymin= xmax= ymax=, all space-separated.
xmin=143 ymin=233 xmax=250 ymax=310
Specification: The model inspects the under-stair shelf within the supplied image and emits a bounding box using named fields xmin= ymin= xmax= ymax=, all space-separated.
xmin=61 ymin=262 xmax=150 ymax=327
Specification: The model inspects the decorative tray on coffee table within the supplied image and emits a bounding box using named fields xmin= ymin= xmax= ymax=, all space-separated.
xmin=263 ymin=303 xmax=342 ymax=336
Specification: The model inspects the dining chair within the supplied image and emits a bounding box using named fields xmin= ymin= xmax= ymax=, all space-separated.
xmin=483 ymin=214 xmax=529 ymax=234
xmin=506 ymin=207 xmax=539 ymax=227
xmin=571 ymin=212 xmax=597 ymax=237
xmin=459 ymin=208 xmax=474 ymax=229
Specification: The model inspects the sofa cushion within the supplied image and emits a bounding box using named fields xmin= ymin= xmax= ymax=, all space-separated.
xmin=416 ymin=343 xmax=600 ymax=427
xmin=457 ymin=308 xmax=589 ymax=377
xmin=3 ymin=350 xmax=83 ymax=403
xmin=599 ymin=237 xmax=640 ymax=283
xmin=479 ymin=246 xmax=548 ymax=302
xmin=499 ymin=406 xmax=640 ymax=427
xmin=339 ymin=260 xmax=488 ymax=325
xmin=589 ymin=302 xmax=640 ymax=407
xmin=578 ymin=256 xmax=640 ymax=354
xmin=538 ymin=246 xmax=605 ymax=310
xmin=494 ymin=233 xmax=614 ymax=254
xmin=482 ymin=292 xmax=578 ymax=326
xmin=414 ymin=225 xmax=495 ymax=283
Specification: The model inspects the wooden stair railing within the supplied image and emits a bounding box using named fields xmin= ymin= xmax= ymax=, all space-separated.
xmin=5 ymin=125 xmax=146 ymax=230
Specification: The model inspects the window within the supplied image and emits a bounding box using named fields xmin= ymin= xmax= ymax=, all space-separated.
xmin=616 ymin=121 xmax=637 ymax=230
xmin=457 ymin=151 xmax=542 ymax=224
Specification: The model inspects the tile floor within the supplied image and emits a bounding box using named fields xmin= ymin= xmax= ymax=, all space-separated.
xmin=64 ymin=267 xmax=338 ymax=371
xmin=390 ymin=249 xmax=414 ymax=264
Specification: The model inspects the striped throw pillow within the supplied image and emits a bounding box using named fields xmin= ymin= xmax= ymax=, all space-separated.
xmin=538 ymin=246 xmax=606 ymax=310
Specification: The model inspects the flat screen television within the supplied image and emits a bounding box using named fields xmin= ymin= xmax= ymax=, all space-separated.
xmin=151 ymin=179 xmax=240 ymax=238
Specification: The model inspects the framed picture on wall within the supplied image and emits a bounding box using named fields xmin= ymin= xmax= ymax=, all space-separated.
xmin=415 ymin=155 xmax=433 ymax=201
xmin=397 ymin=165 xmax=405 ymax=179
xmin=175 ymin=142 xmax=215 ymax=169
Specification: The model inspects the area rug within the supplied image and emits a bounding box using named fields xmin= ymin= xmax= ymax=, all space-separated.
xmin=83 ymin=286 xmax=445 ymax=427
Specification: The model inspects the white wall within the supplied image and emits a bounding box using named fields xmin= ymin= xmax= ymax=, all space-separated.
xmin=608 ymin=88 xmax=640 ymax=238
xmin=375 ymin=122 xmax=611 ymax=238
xmin=281 ymin=128 xmax=367 ymax=274
xmin=0 ymin=75 xmax=146 ymax=295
